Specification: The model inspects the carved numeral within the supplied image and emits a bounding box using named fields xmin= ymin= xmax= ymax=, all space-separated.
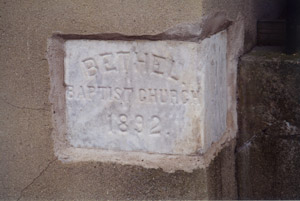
xmin=108 ymin=114 xmax=112 ymax=131
xmin=134 ymin=115 xmax=144 ymax=133
xmin=118 ymin=114 xmax=128 ymax=132
xmin=150 ymin=116 xmax=161 ymax=134
xmin=108 ymin=113 xmax=161 ymax=135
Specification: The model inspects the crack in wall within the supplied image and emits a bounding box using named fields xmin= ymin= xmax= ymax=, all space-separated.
xmin=0 ymin=98 xmax=50 ymax=112
xmin=237 ymin=132 xmax=300 ymax=154
xmin=17 ymin=158 xmax=57 ymax=201
xmin=55 ymin=12 xmax=232 ymax=43
xmin=236 ymin=134 xmax=258 ymax=153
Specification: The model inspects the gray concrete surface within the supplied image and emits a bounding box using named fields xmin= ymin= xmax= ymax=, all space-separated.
xmin=237 ymin=47 xmax=300 ymax=199
xmin=202 ymin=0 xmax=286 ymax=51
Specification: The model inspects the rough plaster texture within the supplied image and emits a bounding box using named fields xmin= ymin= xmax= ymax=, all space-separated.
xmin=0 ymin=0 xmax=284 ymax=200
xmin=202 ymin=0 xmax=286 ymax=51
xmin=237 ymin=47 xmax=300 ymax=199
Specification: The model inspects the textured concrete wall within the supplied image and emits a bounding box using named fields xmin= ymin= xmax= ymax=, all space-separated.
xmin=237 ymin=47 xmax=300 ymax=199
xmin=0 ymin=1 xmax=284 ymax=200
xmin=203 ymin=0 xmax=285 ymax=51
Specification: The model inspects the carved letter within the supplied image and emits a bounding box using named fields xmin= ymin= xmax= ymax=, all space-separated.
xmin=82 ymin=58 xmax=98 ymax=78
xmin=123 ymin=87 xmax=134 ymax=102
xmin=113 ymin=87 xmax=122 ymax=100
xmin=170 ymin=89 xmax=178 ymax=104
xmin=169 ymin=59 xmax=181 ymax=81
xmin=181 ymin=90 xmax=189 ymax=104
xmin=148 ymin=88 xmax=157 ymax=103
xmin=100 ymin=53 xmax=116 ymax=71
xmin=98 ymin=86 xmax=107 ymax=100
xmin=87 ymin=86 xmax=96 ymax=99
xmin=191 ymin=89 xmax=201 ymax=102
xmin=116 ymin=51 xmax=130 ymax=73
xmin=78 ymin=86 xmax=86 ymax=100
xmin=139 ymin=89 xmax=147 ymax=102
xmin=159 ymin=89 xmax=169 ymax=103
xmin=152 ymin=54 xmax=165 ymax=75
xmin=134 ymin=52 xmax=148 ymax=74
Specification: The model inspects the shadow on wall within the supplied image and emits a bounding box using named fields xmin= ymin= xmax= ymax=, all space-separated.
xmin=285 ymin=0 xmax=300 ymax=54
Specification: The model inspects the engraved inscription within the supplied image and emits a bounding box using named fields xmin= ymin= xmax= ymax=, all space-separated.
xmin=106 ymin=113 xmax=162 ymax=136
xmin=82 ymin=58 xmax=98 ymax=78
xmin=64 ymin=33 xmax=228 ymax=155
xmin=100 ymin=52 xmax=116 ymax=71
xmin=77 ymin=50 xmax=184 ymax=82
xmin=150 ymin=116 xmax=161 ymax=135
xmin=66 ymin=85 xmax=200 ymax=105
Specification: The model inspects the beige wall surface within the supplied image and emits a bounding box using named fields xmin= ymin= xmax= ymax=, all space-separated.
xmin=0 ymin=0 xmax=284 ymax=200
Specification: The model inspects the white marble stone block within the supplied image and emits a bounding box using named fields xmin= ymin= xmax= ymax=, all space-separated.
xmin=64 ymin=30 xmax=227 ymax=155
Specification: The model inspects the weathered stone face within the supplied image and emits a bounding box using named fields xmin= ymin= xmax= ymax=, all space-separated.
xmin=64 ymin=31 xmax=227 ymax=155
xmin=237 ymin=47 xmax=300 ymax=199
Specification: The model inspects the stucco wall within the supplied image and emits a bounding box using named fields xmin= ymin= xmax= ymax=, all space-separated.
xmin=0 ymin=1 xmax=284 ymax=200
